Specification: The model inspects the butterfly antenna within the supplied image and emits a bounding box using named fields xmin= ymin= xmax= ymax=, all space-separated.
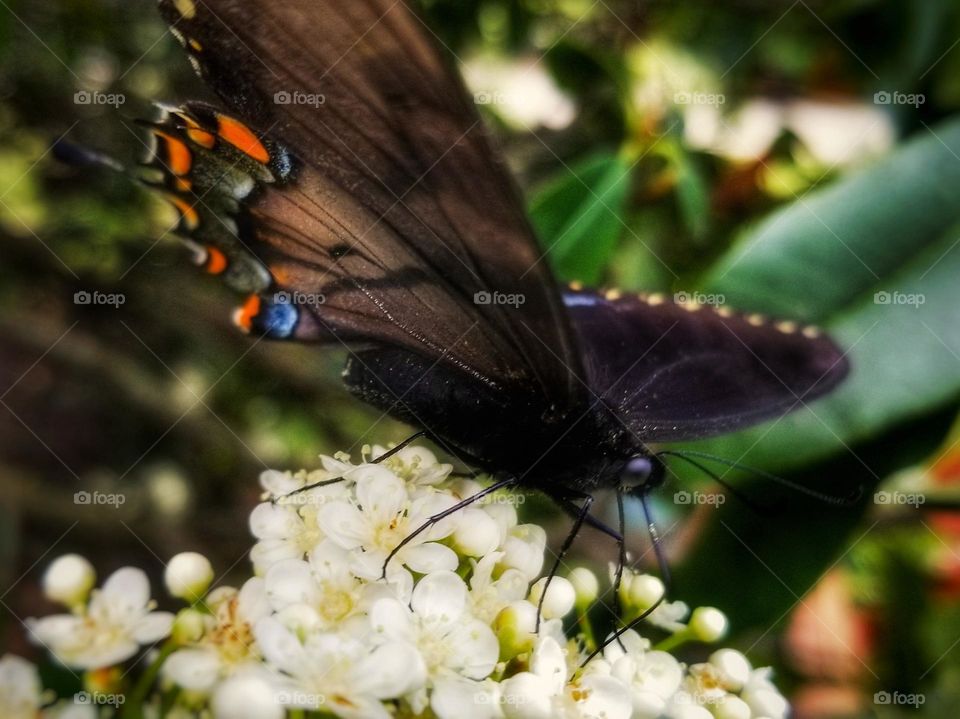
xmin=658 ymin=449 xmax=861 ymax=507
xmin=658 ymin=451 xmax=770 ymax=514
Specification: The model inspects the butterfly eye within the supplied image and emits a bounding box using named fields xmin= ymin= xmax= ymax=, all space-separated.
xmin=621 ymin=456 xmax=654 ymax=489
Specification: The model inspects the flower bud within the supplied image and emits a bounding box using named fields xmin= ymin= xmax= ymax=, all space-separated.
xmin=708 ymin=649 xmax=751 ymax=690
xmin=452 ymin=508 xmax=501 ymax=557
xmin=165 ymin=552 xmax=214 ymax=602
xmin=567 ymin=567 xmax=599 ymax=607
xmin=171 ymin=608 xmax=207 ymax=644
xmin=742 ymin=686 xmax=789 ymax=719
xmin=626 ymin=574 xmax=665 ymax=612
xmin=528 ymin=577 xmax=576 ymax=619
xmin=689 ymin=607 xmax=728 ymax=643
xmin=714 ymin=695 xmax=752 ymax=719
xmin=493 ymin=600 xmax=538 ymax=659
xmin=43 ymin=554 xmax=95 ymax=608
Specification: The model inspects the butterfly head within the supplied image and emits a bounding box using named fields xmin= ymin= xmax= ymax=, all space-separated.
xmin=618 ymin=454 xmax=665 ymax=494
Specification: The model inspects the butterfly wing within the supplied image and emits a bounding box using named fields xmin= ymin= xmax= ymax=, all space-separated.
xmin=155 ymin=0 xmax=581 ymax=404
xmin=564 ymin=288 xmax=850 ymax=442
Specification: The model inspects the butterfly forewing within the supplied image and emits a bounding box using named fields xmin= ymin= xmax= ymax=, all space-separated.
xmin=156 ymin=0 xmax=582 ymax=404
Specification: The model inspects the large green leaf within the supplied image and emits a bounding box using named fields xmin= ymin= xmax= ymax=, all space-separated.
xmin=528 ymin=151 xmax=632 ymax=284
xmin=699 ymin=118 xmax=960 ymax=322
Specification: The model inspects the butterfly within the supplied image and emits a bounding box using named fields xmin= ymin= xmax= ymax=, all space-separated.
xmin=140 ymin=0 xmax=849 ymax=634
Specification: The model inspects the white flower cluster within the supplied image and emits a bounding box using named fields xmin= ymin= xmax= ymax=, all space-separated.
xmin=7 ymin=444 xmax=790 ymax=719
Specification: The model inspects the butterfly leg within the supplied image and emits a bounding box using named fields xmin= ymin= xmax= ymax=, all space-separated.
xmin=535 ymin=488 xmax=598 ymax=633
xmin=276 ymin=431 xmax=429 ymax=504
xmin=380 ymin=474 xmax=519 ymax=579
xmin=370 ymin=430 xmax=427 ymax=463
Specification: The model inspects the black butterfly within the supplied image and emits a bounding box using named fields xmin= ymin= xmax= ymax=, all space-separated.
xmin=144 ymin=0 xmax=848 ymax=638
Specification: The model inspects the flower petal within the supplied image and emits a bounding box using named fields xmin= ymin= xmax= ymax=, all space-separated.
xmin=403 ymin=542 xmax=459 ymax=575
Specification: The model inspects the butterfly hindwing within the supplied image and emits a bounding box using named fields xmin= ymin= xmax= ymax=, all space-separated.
xmin=563 ymin=288 xmax=850 ymax=442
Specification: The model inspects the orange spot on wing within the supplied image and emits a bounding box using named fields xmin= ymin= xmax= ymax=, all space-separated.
xmin=186 ymin=127 xmax=216 ymax=148
xmin=204 ymin=246 xmax=228 ymax=275
xmin=216 ymin=114 xmax=270 ymax=164
xmin=154 ymin=131 xmax=193 ymax=176
xmin=167 ymin=194 xmax=200 ymax=231
xmin=233 ymin=294 xmax=261 ymax=333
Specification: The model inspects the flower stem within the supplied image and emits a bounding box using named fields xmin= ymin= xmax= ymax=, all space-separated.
xmin=120 ymin=641 xmax=176 ymax=719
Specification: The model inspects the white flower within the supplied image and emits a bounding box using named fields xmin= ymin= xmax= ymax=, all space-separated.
xmin=467 ymin=552 xmax=529 ymax=624
xmin=317 ymin=466 xmax=460 ymax=581
xmin=0 ymin=654 xmax=43 ymax=719
xmin=501 ymin=636 xmax=631 ymax=719
xmin=165 ymin=552 xmax=214 ymax=601
xmin=431 ymin=676 xmax=505 ymax=719
xmin=264 ymin=539 xmax=393 ymax=632
xmin=163 ymin=577 xmax=269 ymax=693
xmin=606 ymin=630 xmax=684 ymax=719
xmin=210 ymin=670 xmax=284 ymax=719
xmin=741 ymin=667 xmax=789 ymax=719
xmin=28 ymin=567 xmax=174 ymax=669
xmin=373 ymin=444 xmax=452 ymax=488
xmin=500 ymin=524 xmax=547 ymax=580
xmin=452 ymin=507 xmax=502 ymax=557
xmin=254 ymin=616 xmax=423 ymax=719
xmin=43 ymin=555 xmax=95 ymax=608
xmin=568 ymin=568 xmax=599 ymax=607
xmin=370 ymin=571 xmax=499 ymax=714
xmin=708 ymin=649 xmax=751 ymax=691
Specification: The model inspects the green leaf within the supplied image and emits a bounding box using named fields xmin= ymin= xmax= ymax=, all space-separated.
xmin=699 ymin=118 xmax=960 ymax=322
xmin=528 ymin=151 xmax=632 ymax=284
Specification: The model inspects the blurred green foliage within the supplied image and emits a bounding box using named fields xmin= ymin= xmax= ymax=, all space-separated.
xmin=3 ymin=0 xmax=960 ymax=716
